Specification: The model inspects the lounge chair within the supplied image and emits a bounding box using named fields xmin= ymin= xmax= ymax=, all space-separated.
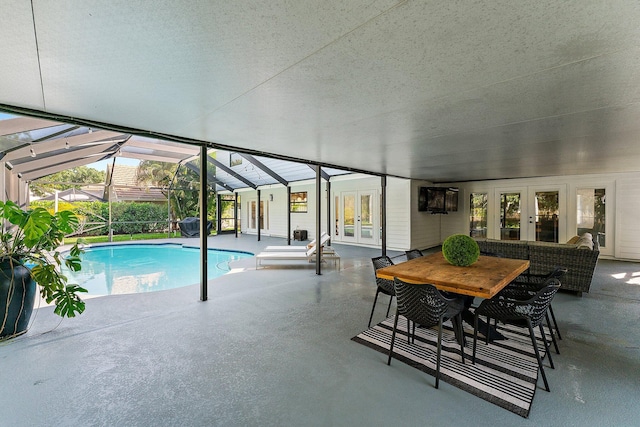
xmin=262 ymin=232 xmax=330 ymax=252
xmin=255 ymin=245 xmax=340 ymax=269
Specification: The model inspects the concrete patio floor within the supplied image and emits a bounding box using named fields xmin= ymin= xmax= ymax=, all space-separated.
xmin=1 ymin=234 xmax=639 ymax=426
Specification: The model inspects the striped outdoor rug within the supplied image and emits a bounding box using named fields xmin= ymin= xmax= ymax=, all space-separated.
xmin=352 ymin=316 xmax=553 ymax=418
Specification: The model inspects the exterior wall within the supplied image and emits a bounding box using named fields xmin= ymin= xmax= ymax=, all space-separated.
xmin=238 ymin=181 xmax=328 ymax=241
xmin=409 ymin=179 xmax=443 ymax=250
xmin=615 ymin=176 xmax=640 ymax=260
xmin=440 ymin=171 xmax=640 ymax=260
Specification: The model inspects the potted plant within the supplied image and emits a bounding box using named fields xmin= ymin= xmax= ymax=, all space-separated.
xmin=0 ymin=200 xmax=86 ymax=340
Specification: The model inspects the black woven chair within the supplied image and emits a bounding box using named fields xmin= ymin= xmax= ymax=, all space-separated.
xmin=472 ymin=280 xmax=561 ymax=392
xmin=388 ymin=278 xmax=466 ymax=389
xmin=405 ymin=249 xmax=424 ymax=260
xmin=369 ymin=256 xmax=397 ymax=328
xmin=500 ymin=266 xmax=568 ymax=345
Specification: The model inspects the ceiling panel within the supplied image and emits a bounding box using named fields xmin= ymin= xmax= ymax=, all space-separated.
xmin=1 ymin=1 xmax=640 ymax=183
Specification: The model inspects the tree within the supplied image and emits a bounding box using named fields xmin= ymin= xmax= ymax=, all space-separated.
xmin=30 ymin=166 xmax=106 ymax=197
xmin=136 ymin=160 xmax=216 ymax=224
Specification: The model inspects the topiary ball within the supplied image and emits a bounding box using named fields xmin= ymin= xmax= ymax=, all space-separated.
xmin=442 ymin=234 xmax=480 ymax=266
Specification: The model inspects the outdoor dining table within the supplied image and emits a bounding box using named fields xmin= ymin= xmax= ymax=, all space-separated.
xmin=375 ymin=252 xmax=530 ymax=299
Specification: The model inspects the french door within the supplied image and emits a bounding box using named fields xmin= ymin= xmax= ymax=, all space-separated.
xmin=494 ymin=186 xmax=565 ymax=242
xmin=247 ymin=200 xmax=269 ymax=234
xmin=338 ymin=190 xmax=378 ymax=245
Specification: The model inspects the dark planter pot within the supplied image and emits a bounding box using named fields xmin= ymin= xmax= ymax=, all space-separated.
xmin=0 ymin=258 xmax=36 ymax=339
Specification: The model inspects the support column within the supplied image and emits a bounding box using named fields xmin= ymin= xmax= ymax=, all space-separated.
xmin=316 ymin=165 xmax=322 ymax=275
xmin=381 ymin=176 xmax=387 ymax=257
xmin=287 ymin=186 xmax=291 ymax=245
xmin=326 ymin=181 xmax=331 ymax=246
xmin=167 ymin=188 xmax=171 ymax=238
xmin=234 ymin=192 xmax=239 ymax=238
xmin=108 ymin=185 xmax=113 ymax=242
xmin=257 ymin=189 xmax=261 ymax=241
xmin=199 ymin=145 xmax=208 ymax=302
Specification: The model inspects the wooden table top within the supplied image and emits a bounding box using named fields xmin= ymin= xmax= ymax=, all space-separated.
xmin=376 ymin=252 xmax=530 ymax=299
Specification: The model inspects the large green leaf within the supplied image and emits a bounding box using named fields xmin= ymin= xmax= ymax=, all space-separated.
xmin=52 ymin=285 xmax=87 ymax=317
xmin=0 ymin=200 xmax=28 ymax=225
xmin=22 ymin=208 xmax=52 ymax=247
xmin=56 ymin=210 xmax=80 ymax=234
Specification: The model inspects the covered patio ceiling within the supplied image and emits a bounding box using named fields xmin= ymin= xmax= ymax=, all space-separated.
xmin=0 ymin=114 xmax=353 ymax=191
xmin=1 ymin=2 xmax=640 ymax=183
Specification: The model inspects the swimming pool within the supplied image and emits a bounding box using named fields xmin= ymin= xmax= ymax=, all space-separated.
xmin=61 ymin=244 xmax=253 ymax=296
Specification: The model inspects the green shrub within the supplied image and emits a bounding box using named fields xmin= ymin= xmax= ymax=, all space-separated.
xmin=442 ymin=234 xmax=480 ymax=266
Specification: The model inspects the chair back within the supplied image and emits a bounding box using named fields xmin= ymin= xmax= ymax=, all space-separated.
xmin=523 ymin=279 xmax=561 ymax=325
xmin=546 ymin=266 xmax=568 ymax=282
xmin=393 ymin=278 xmax=449 ymax=328
xmin=405 ymin=249 xmax=424 ymax=260
xmin=372 ymin=256 xmax=395 ymax=295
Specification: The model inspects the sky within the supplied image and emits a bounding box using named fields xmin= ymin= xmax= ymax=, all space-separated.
xmin=86 ymin=157 xmax=140 ymax=172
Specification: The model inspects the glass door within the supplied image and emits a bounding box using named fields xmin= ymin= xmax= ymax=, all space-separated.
xmin=339 ymin=190 xmax=378 ymax=244
xmin=526 ymin=186 xmax=565 ymax=243
xmin=531 ymin=191 xmax=559 ymax=242
xmin=498 ymin=191 xmax=523 ymax=240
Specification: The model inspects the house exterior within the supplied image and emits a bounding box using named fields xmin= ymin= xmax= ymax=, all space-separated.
xmin=105 ymin=164 xmax=166 ymax=204
xmin=237 ymin=170 xmax=640 ymax=261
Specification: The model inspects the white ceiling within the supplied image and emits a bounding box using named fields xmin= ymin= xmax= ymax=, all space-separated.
xmin=1 ymin=0 xmax=640 ymax=182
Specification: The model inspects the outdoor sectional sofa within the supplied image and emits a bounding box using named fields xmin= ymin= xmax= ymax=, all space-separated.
xmin=474 ymin=233 xmax=600 ymax=295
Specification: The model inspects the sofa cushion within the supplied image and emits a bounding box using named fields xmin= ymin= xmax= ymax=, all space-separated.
xmin=576 ymin=232 xmax=594 ymax=250
xmin=566 ymin=235 xmax=581 ymax=244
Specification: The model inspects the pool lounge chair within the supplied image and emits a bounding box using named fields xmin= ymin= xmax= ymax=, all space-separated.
xmin=255 ymin=245 xmax=340 ymax=269
xmin=263 ymin=232 xmax=330 ymax=252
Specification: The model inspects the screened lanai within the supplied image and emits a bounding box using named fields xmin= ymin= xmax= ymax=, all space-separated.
xmin=0 ymin=113 xmax=356 ymax=196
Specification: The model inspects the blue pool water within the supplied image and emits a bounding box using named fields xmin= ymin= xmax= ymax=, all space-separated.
xmin=61 ymin=244 xmax=253 ymax=296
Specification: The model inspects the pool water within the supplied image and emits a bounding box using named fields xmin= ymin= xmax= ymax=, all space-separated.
xmin=61 ymin=244 xmax=253 ymax=296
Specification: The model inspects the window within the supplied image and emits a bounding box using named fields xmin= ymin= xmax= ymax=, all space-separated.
xmin=290 ymin=192 xmax=308 ymax=213
xmin=469 ymin=193 xmax=488 ymax=238
xmin=577 ymin=188 xmax=606 ymax=246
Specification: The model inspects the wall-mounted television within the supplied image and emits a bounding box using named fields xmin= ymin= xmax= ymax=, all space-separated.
xmin=418 ymin=187 xmax=458 ymax=213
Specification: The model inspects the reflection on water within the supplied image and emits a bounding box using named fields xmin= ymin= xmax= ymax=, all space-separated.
xmin=62 ymin=244 xmax=252 ymax=296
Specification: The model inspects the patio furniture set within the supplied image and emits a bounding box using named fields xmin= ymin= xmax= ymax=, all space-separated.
xmin=372 ymin=250 xmax=568 ymax=395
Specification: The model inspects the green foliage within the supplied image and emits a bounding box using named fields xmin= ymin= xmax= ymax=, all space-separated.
xmin=111 ymin=202 xmax=168 ymax=234
xmin=0 ymin=200 xmax=86 ymax=319
xmin=136 ymin=160 xmax=217 ymax=227
xmin=30 ymin=166 xmax=105 ymax=197
xmin=442 ymin=234 xmax=480 ymax=266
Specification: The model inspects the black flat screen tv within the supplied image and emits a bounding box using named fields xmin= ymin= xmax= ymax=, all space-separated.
xmin=419 ymin=187 xmax=458 ymax=213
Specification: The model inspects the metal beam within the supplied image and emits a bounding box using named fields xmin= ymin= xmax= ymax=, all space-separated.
xmin=239 ymin=153 xmax=288 ymax=187
xmin=308 ymin=164 xmax=330 ymax=181
xmin=206 ymin=155 xmax=257 ymax=189
xmin=11 ymin=144 xmax=120 ymax=174
xmin=3 ymin=130 xmax=125 ymax=161
xmin=183 ymin=162 xmax=234 ymax=192
xmin=32 ymin=125 xmax=80 ymax=143
xmin=0 ymin=117 xmax=62 ymax=136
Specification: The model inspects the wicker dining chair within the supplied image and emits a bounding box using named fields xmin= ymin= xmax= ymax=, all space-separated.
xmin=472 ymin=280 xmax=561 ymax=392
xmin=388 ymin=278 xmax=466 ymax=389
xmin=405 ymin=249 xmax=424 ymax=260
xmin=369 ymin=256 xmax=397 ymax=328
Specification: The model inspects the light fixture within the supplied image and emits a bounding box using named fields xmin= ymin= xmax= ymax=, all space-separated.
xmin=30 ymin=148 xmax=36 ymax=157
xmin=5 ymin=161 xmax=13 ymax=170
xmin=88 ymin=128 xmax=93 ymax=134
xmin=65 ymin=140 xmax=70 ymax=149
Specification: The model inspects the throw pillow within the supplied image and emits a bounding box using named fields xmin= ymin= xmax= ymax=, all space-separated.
xmin=576 ymin=232 xmax=594 ymax=250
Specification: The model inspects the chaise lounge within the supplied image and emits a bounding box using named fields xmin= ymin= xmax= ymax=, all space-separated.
xmin=262 ymin=232 xmax=330 ymax=252
xmin=255 ymin=244 xmax=340 ymax=269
